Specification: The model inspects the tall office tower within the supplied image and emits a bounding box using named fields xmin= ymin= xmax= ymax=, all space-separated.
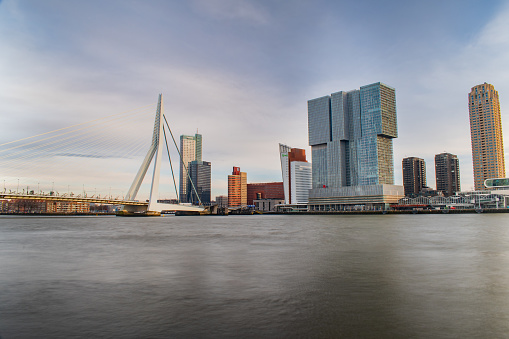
xmin=228 ymin=167 xmax=247 ymax=207
xmin=402 ymin=157 xmax=427 ymax=196
xmin=469 ymin=83 xmax=505 ymax=190
xmin=279 ymin=143 xmax=312 ymax=204
xmin=308 ymin=82 xmax=397 ymax=188
xmin=179 ymin=133 xmax=202 ymax=203
xmin=435 ymin=153 xmax=460 ymax=197
xmin=307 ymin=82 xmax=403 ymax=210
xmin=187 ymin=160 xmax=211 ymax=205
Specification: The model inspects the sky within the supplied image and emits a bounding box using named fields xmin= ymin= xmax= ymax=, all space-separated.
xmin=1 ymin=0 xmax=509 ymax=199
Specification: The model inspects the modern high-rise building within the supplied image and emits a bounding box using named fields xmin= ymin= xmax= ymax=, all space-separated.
xmin=307 ymin=82 xmax=404 ymax=210
xmin=187 ymin=160 xmax=211 ymax=205
xmin=402 ymin=157 xmax=427 ymax=197
xmin=469 ymin=83 xmax=505 ymax=190
xmin=228 ymin=167 xmax=247 ymax=207
xmin=279 ymin=144 xmax=312 ymax=204
xmin=179 ymin=133 xmax=202 ymax=203
xmin=435 ymin=153 xmax=460 ymax=197
xmin=279 ymin=144 xmax=291 ymax=201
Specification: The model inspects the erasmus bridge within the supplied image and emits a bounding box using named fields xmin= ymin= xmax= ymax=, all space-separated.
xmin=0 ymin=95 xmax=205 ymax=215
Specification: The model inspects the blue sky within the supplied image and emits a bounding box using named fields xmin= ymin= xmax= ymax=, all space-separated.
xmin=1 ymin=0 xmax=508 ymax=198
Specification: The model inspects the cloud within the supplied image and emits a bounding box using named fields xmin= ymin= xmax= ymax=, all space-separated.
xmin=191 ymin=0 xmax=270 ymax=25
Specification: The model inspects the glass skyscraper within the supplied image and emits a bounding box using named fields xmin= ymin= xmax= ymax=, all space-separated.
xmin=179 ymin=133 xmax=202 ymax=203
xmin=308 ymin=82 xmax=397 ymax=189
xmin=307 ymin=82 xmax=403 ymax=210
xmin=187 ymin=160 xmax=211 ymax=205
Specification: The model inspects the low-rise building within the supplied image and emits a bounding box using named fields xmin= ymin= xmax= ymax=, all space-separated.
xmin=308 ymin=185 xmax=405 ymax=211
xmin=247 ymin=182 xmax=284 ymax=206
xmin=215 ymin=195 xmax=228 ymax=208
xmin=254 ymin=199 xmax=285 ymax=212
xmin=1 ymin=198 xmax=90 ymax=214
xmin=46 ymin=201 xmax=90 ymax=213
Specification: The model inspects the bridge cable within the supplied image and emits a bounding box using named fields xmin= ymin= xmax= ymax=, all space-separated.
xmin=0 ymin=109 xmax=152 ymax=178
xmin=0 ymin=108 xmax=154 ymax=196
xmin=162 ymin=114 xmax=203 ymax=207
xmin=162 ymin=126 xmax=179 ymax=202
xmin=0 ymin=104 xmax=155 ymax=149
xmin=0 ymin=107 xmax=153 ymax=155
xmin=0 ymin=110 xmax=151 ymax=163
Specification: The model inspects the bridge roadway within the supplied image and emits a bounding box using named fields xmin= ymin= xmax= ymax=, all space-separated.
xmin=0 ymin=193 xmax=148 ymax=207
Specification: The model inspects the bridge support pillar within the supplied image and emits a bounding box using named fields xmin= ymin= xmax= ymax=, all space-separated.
xmin=121 ymin=94 xmax=205 ymax=215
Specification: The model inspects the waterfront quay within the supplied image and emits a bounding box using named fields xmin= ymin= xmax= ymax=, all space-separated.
xmin=274 ymin=208 xmax=509 ymax=215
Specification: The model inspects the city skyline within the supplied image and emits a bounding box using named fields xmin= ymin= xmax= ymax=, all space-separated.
xmin=1 ymin=1 xmax=509 ymax=197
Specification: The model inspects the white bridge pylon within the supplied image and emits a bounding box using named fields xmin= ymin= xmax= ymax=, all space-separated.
xmin=122 ymin=94 xmax=204 ymax=214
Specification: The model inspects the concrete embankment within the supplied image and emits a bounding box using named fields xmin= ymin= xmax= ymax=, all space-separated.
xmin=272 ymin=208 xmax=509 ymax=215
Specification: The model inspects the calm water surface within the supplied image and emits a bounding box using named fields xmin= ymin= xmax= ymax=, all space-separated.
xmin=1 ymin=214 xmax=509 ymax=338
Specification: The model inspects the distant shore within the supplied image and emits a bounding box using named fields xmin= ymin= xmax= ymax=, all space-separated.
xmin=273 ymin=208 xmax=509 ymax=215
xmin=1 ymin=209 xmax=508 ymax=216
xmin=0 ymin=212 xmax=116 ymax=216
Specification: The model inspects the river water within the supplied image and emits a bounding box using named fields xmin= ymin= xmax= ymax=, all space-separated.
xmin=1 ymin=214 xmax=509 ymax=338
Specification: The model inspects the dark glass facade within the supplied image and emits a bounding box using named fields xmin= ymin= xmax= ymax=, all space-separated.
xmin=187 ymin=160 xmax=211 ymax=205
xmin=402 ymin=157 xmax=426 ymax=197
xmin=435 ymin=153 xmax=460 ymax=197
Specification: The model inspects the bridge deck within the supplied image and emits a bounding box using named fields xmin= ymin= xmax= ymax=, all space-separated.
xmin=0 ymin=193 xmax=147 ymax=206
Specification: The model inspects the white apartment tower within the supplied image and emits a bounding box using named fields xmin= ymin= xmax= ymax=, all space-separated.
xmin=279 ymin=143 xmax=312 ymax=204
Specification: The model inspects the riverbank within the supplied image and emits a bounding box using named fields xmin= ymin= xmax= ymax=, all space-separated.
xmin=0 ymin=212 xmax=116 ymax=216
xmin=273 ymin=208 xmax=509 ymax=215
xmin=1 ymin=208 xmax=508 ymax=216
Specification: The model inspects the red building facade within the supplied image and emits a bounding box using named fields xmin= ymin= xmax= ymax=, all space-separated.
xmin=228 ymin=166 xmax=247 ymax=207
xmin=246 ymin=182 xmax=284 ymax=206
